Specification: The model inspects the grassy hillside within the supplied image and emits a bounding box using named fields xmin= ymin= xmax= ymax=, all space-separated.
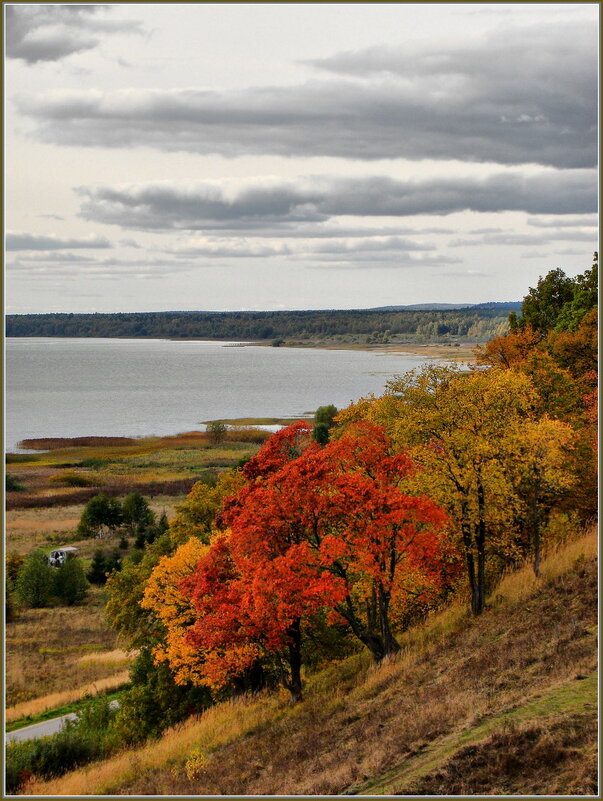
xmin=26 ymin=528 xmax=597 ymax=796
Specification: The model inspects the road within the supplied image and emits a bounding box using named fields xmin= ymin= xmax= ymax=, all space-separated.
xmin=6 ymin=700 xmax=119 ymax=744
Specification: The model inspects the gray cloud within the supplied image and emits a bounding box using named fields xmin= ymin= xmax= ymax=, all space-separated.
xmin=6 ymin=5 xmax=144 ymax=64
xmin=7 ymin=251 xmax=96 ymax=264
xmin=16 ymin=20 xmax=596 ymax=168
xmin=76 ymin=170 xmax=597 ymax=233
xmin=6 ymin=232 xmax=112 ymax=250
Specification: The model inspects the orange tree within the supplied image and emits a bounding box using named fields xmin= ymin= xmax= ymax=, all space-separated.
xmin=176 ymin=422 xmax=454 ymax=703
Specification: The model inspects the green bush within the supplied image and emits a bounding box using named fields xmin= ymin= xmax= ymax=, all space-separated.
xmin=6 ymin=473 xmax=26 ymax=492
xmin=6 ymin=699 xmax=115 ymax=793
xmin=48 ymin=471 xmax=97 ymax=488
xmin=206 ymin=420 xmax=227 ymax=445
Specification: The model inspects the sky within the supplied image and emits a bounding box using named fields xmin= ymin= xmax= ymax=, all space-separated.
xmin=4 ymin=2 xmax=599 ymax=314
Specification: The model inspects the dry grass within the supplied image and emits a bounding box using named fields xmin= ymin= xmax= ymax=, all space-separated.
xmin=6 ymin=506 xmax=83 ymax=553
xmin=25 ymin=529 xmax=598 ymax=796
xmin=407 ymin=712 xmax=597 ymax=795
xmin=6 ymin=672 xmax=130 ymax=724
xmin=77 ymin=649 xmax=134 ymax=668
xmin=5 ymin=594 xmax=122 ymax=707
xmin=26 ymin=692 xmax=285 ymax=796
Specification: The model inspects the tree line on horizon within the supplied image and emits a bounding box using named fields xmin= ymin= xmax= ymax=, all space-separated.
xmin=6 ymin=306 xmax=517 ymax=343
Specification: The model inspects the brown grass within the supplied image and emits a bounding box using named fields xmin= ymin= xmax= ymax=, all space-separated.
xmin=18 ymin=437 xmax=138 ymax=450
xmin=6 ymin=478 xmax=199 ymax=510
xmin=407 ymin=713 xmax=597 ymax=795
xmin=25 ymin=529 xmax=598 ymax=796
xmin=5 ymin=594 xmax=122 ymax=707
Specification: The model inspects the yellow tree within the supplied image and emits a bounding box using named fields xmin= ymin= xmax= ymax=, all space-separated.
xmin=169 ymin=469 xmax=246 ymax=545
xmin=338 ymin=366 xmax=576 ymax=614
xmin=508 ymin=416 xmax=576 ymax=576
xmin=141 ymin=536 xmax=209 ymax=685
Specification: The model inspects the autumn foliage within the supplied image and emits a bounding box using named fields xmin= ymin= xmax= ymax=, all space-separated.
xmin=143 ymin=422 xmax=455 ymax=702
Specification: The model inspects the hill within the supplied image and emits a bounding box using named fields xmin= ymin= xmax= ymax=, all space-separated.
xmin=27 ymin=528 xmax=597 ymax=796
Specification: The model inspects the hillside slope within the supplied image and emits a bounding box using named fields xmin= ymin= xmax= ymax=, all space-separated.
xmin=27 ymin=531 xmax=597 ymax=796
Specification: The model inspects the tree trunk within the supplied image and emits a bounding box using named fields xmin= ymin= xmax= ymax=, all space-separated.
xmin=286 ymin=618 xmax=303 ymax=704
xmin=531 ymin=473 xmax=541 ymax=578
xmin=460 ymin=501 xmax=479 ymax=615
xmin=475 ymin=479 xmax=487 ymax=615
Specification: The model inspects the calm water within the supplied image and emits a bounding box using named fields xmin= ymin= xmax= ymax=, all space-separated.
xmin=6 ymin=338 xmax=441 ymax=452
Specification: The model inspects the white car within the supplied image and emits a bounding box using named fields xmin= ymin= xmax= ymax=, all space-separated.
xmin=48 ymin=546 xmax=79 ymax=567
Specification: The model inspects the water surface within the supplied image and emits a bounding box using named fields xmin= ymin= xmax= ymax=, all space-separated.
xmin=6 ymin=338 xmax=442 ymax=451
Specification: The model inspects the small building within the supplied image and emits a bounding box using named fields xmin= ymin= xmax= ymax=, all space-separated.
xmin=48 ymin=546 xmax=79 ymax=567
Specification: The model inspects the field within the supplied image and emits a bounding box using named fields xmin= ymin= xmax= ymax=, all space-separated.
xmin=5 ymin=427 xmax=271 ymax=726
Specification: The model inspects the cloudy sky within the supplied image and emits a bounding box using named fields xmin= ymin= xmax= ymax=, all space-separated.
xmin=5 ymin=3 xmax=598 ymax=313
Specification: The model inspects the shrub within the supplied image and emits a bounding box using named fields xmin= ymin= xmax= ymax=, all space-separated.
xmin=5 ymin=699 xmax=115 ymax=793
xmin=49 ymin=471 xmax=97 ymax=488
xmin=15 ymin=550 xmax=56 ymax=608
xmin=6 ymin=473 xmax=25 ymax=492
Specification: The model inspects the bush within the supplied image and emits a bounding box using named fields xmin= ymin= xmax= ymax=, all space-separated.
xmin=54 ymin=557 xmax=89 ymax=605
xmin=6 ymin=473 xmax=25 ymax=492
xmin=6 ymin=700 xmax=115 ymax=793
xmin=15 ymin=550 xmax=56 ymax=608
xmin=48 ymin=471 xmax=97 ymax=488
xmin=109 ymin=648 xmax=211 ymax=747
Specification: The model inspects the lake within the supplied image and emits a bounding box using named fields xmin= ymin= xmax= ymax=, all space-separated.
xmin=5 ymin=338 xmax=446 ymax=452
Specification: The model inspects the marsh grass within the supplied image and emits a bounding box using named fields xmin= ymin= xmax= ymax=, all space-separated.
xmin=25 ymin=528 xmax=597 ymax=796
xmin=7 ymin=430 xmax=264 ymax=511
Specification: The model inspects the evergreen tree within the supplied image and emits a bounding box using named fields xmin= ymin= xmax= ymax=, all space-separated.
xmin=54 ymin=557 xmax=89 ymax=605
xmin=87 ymin=550 xmax=109 ymax=585
xmin=313 ymin=404 xmax=338 ymax=444
xmin=122 ymin=493 xmax=155 ymax=536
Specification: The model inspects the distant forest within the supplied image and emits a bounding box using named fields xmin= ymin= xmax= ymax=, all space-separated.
xmin=5 ymin=305 xmax=520 ymax=344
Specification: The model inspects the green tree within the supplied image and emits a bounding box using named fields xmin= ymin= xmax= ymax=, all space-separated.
xmin=87 ymin=550 xmax=109 ymax=585
xmin=54 ymin=557 xmax=89 ymax=605
xmin=77 ymin=494 xmax=123 ymax=539
xmin=15 ymin=550 xmax=56 ymax=608
xmin=554 ymin=254 xmax=598 ymax=332
xmin=312 ymin=404 xmax=338 ymax=445
xmin=6 ymin=473 xmax=25 ymax=492
xmin=520 ymin=268 xmax=576 ymax=334
xmin=122 ymin=492 xmax=155 ymax=537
